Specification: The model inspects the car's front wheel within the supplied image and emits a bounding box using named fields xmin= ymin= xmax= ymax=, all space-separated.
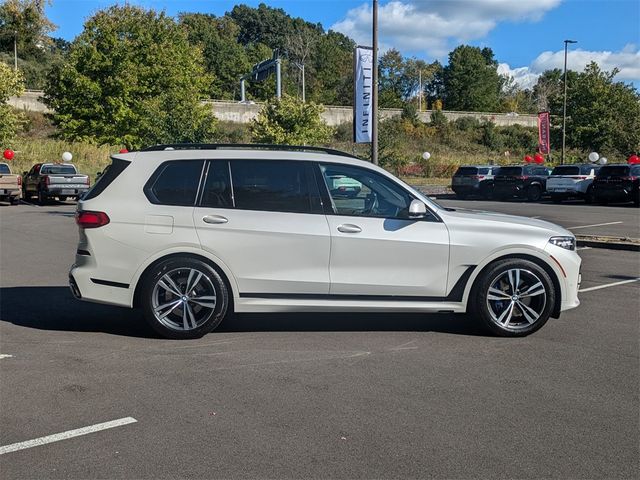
xmin=141 ymin=257 xmax=229 ymax=339
xmin=470 ymin=259 xmax=556 ymax=337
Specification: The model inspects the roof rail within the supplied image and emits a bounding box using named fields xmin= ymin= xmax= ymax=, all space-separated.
xmin=140 ymin=143 xmax=361 ymax=159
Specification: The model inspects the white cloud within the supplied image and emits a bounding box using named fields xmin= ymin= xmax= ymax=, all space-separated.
xmin=331 ymin=0 xmax=561 ymax=57
xmin=499 ymin=45 xmax=640 ymax=89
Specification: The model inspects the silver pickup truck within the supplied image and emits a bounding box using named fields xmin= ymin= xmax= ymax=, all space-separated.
xmin=22 ymin=163 xmax=90 ymax=204
xmin=0 ymin=162 xmax=22 ymax=205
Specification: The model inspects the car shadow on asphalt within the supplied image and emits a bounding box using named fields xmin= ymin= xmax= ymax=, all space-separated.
xmin=0 ymin=286 xmax=486 ymax=338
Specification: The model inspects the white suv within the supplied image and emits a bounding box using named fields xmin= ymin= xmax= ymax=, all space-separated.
xmin=69 ymin=144 xmax=581 ymax=339
xmin=547 ymin=164 xmax=601 ymax=203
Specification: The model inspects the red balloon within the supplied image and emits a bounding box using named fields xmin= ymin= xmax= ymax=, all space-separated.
xmin=628 ymin=155 xmax=640 ymax=164
xmin=524 ymin=155 xmax=533 ymax=163
xmin=3 ymin=149 xmax=14 ymax=160
xmin=534 ymin=153 xmax=545 ymax=164
xmin=119 ymin=148 xmax=129 ymax=154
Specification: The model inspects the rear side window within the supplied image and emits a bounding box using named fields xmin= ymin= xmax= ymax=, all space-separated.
xmin=498 ymin=167 xmax=522 ymax=176
xmin=230 ymin=160 xmax=316 ymax=214
xmin=534 ymin=167 xmax=549 ymax=176
xmin=83 ymin=158 xmax=130 ymax=200
xmin=455 ymin=167 xmax=478 ymax=175
xmin=145 ymin=160 xmax=204 ymax=206
xmin=551 ymin=166 xmax=579 ymax=176
xmin=41 ymin=164 xmax=77 ymax=175
xmin=598 ymin=166 xmax=630 ymax=177
xmin=477 ymin=168 xmax=490 ymax=175
xmin=0 ymin=164 xmax=10 ymax=174
xmin=631 ymin=166 xmax=640 ymax=176
xmin=200 ymin=161 xmax=233 ymax=208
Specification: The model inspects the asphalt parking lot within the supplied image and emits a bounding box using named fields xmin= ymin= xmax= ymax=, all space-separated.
xmin=1 ymin=200 xmax=638 ymax=479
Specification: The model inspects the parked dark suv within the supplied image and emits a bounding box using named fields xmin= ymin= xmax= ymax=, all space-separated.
xmin=592 ymin=164 xmax=640 ymax=207
xmin=451 ymin=165 xmax=499 ymax=199
xmin=493 ymin=165 xmax=550 ymax=202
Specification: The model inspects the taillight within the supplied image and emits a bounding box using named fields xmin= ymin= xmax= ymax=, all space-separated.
xmin=472 ymin=175 xmax=485 ymax=180
xmin=75 ymin=211 xmax=110 ymax=229
xmin=17 ymin=176 xmax=22 ymax=187
xmin=623 ymin=176 xmax=638 ymax=181
xmin=571 ymin=176 xmax=588 ymax=180
xmin=85 ymin=177 xmax=90 ymax=186
xmin=44 ymin=175 xmax=50 ymax=186
xmin=515 ymin=175 xmax=529 ymax=180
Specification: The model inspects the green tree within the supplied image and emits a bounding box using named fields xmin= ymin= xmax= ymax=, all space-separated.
xmin=0 ymin=0 xmax=55 ymax=59
xmin=309 ymin=30 xmax=354 ymax=105
xmin=250 ymin=94 xmax=332 ymax=145
xmin=180 ymin=13 xmax=250 ymax=100
xmin=440 ymin=45 xmax=503 ymax=111
xmin=0 ymin=61 xmax=25 ymax=144
xmin=44 ymin=5 xmax=217 ymax=149
xmin=564 ymin=62 xmax=640 ymax=155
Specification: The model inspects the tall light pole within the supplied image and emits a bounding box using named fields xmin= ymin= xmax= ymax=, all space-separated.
xmin=14 ymin=31 xmax=18 ymax=71
xmin=562 ymin=39 xmax=577 ymax=165
xmin=371 ymin=0 xmax=379 ymax=165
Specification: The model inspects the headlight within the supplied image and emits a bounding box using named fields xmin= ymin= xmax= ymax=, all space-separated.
xmin=549 ymin=236 xmax=576 ymax=251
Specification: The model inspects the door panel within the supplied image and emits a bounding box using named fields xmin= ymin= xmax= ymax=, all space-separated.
xmin=194 ymin=159 xmax=330 ymax=295
xmin=326 ymin=215 xmax=450 ymax=297
xmin=317 ymin=162 xmax=450 ymax=298
xmin=194 ymin=208 xmax=331 ymax=294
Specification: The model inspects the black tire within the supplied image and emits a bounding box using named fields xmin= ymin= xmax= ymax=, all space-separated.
xmin=10 ymin=197 xmax=19 ymax=205
xmin=469 ymin=258 xmax=556 ymax=337
xmin=584 ymin=186 xmax=595 ymax=204
xmin=141 ymin=257 xmax=229 ymax=339
xmin=526 ymin=184 xmax=542 ymax=202
xmin=37 ymin=189 xmax=47 ymax=205
xmin=551 ymin=194 xmax=564 ymax=204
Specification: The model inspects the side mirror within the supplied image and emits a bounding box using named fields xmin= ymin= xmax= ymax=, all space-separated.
xmin=22 ymin=171 xmax=27 ymax=175
xmin=96 ymin=171 xmax=102 ymax=178
xmin=409 ymin=199 xmax=427 ymax=219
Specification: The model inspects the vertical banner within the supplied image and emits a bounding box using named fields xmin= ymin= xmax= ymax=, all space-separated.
xmin=353 ymin=46 xmax=373 ymax=143
xmin=538 ymin=111 xmax=551 ymax=154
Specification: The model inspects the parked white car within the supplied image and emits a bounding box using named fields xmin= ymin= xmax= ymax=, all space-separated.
xmin=547 ymin=164 xmax=601 ymax=203
xmin=69 ymin=145 xmax=581 ymax=339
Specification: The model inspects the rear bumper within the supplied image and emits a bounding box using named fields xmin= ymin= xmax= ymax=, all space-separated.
xmin=69 ymin=261 xmax=133 ymax=308
xmin=0 ymin=188 xmax=21 ymax=198
xmin=45 ymin=187 xmax=89 ymax=197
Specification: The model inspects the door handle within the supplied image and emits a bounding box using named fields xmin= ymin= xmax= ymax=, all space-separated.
xmin=202 ymin=215 xmax=228 ymax=225
xmin=337 ymin=224 xmax=362 ymax=233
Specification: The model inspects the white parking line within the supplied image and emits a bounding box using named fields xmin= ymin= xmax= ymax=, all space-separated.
xmin=579 ymin=278 xmax=640 ymax=293
xmin=576 ymin=246 xmax=592 ymax=251
xmin=0 ymin=354 xmax=13 ymax=360
xmin=569 ymin=221 xmax=623 ymax=230
xmin=0 ymin=417 xmax=137 ymax=455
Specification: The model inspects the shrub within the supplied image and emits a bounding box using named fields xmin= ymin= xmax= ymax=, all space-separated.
xmin=250 ymin=94 xmax=333 ymax=145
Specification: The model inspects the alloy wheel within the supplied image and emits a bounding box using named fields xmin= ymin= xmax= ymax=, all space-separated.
xmin=485 ymin=268 xmax=547 ymax=331
xmin=151 ymin=267 xmax=217 ymax=331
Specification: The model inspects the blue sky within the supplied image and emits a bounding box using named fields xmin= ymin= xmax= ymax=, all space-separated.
xmin=46 ymin=0 xmax=640 ymax=87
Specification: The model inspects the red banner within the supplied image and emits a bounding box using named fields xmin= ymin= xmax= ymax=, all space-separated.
xmin=538 ymin=111 xmax=551 ymax=154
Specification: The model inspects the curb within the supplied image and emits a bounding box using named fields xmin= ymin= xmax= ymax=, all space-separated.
xmin=576 ymin=235 xmax=640 ymax=252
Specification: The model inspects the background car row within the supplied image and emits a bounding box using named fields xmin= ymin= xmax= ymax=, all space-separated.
xmin=0 ymin=161 xmax=90 ymax=206
xmin=452 ymin=162 xmax=640 ymax=206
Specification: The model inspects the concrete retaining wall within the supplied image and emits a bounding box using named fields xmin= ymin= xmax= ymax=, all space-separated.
xmin=9 ymin=91 xmax=537 ymax=128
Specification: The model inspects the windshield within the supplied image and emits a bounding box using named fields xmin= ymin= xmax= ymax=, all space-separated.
xmin=551 ymin=166 xmax=580 ymax=176
xmin=40 ymin=164 xmax=78 ymax=175
xmin=0 ymin=163 xmax=10 ymax=174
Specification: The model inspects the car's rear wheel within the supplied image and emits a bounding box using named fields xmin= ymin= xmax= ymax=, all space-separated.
xmin=470 ymin=259 xmax=555 ymax=337
xmin=141 ymin=257 xmax=229 ymax=339
xmin=37 ymin=189 xmax=47 ymax=205
xmin=526 ymin=184 xmax=542 ymax=202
